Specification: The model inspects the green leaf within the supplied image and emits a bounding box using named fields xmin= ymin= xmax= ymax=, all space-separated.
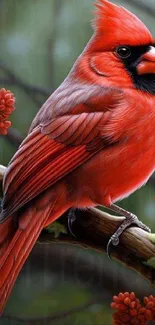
xmin=144 ymin=257 xmax=155 ymax=269
xmin=45 ymin=221 xmax=67 ymax=238
xmin=147 ymin=233 xmax=155 ymax=245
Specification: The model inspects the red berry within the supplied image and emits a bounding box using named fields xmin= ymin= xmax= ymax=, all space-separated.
xmin=124 ymin=297 xmax=131 ymax=306
xmin=0 ymin=88 xmax=15 ymax=134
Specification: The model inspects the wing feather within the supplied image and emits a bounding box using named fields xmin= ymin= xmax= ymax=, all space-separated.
xmin=2 ymin=111 xmax=110 ymax=220
xmin=41 ymin=112 xmax=109 ymax=144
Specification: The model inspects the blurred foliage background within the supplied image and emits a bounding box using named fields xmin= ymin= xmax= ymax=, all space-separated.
xmin=0 ymin=0 xmax=155 ymax=324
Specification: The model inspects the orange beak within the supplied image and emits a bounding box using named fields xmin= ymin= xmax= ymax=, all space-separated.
xmin=137 ymin=46 xmax=155 ymax=75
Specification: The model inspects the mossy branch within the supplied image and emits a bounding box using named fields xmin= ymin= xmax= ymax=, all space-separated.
xmin=0 ymin=164 xmax=155 ymax=286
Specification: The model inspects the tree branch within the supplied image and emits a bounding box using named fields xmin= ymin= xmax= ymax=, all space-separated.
xmin=0 ymin=164 xmax=155 ymax=285
xmin=0 ymin=62 xmax=51 ymax=148
xmin=42 ymin=209 xmax=155 ymax=287
xmin=4 ymin=127 xmax=24 ymax=147
xmin=0 ymin=62 xmax=50 ymax=107
xmin=0 ymin=63 xmax=51 ymax=97
xmin=2 ymin=300 xmax=99 ymax=324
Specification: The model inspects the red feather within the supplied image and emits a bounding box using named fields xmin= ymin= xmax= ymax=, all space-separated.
xmin=0 ymin=0 xmax=155 ymax=315
xmin=92 ymin=0 xmax=153 ymax=48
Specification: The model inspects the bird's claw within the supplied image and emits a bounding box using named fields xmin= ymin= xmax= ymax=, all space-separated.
xmin=106 ymin=209 xmax=151 ymax=259
xmin=67 ymin=209 xmax=76 ymax=237
xmin=106 ymin=234 xmax=120 ymax=259
xmin=136 ymin=220 xmax=151 ymax=233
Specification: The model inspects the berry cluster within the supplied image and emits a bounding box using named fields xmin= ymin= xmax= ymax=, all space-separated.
xmin=0 ymin=88 xmax=15 ymax=135
xmin=111 ymin=292 xmax=155 ymax=325
xmin=144 ymin=295 xmax=155 ymax=322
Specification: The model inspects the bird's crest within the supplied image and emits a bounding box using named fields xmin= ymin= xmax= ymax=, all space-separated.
xmin=92 ymin=0 xmax=153 ymax=47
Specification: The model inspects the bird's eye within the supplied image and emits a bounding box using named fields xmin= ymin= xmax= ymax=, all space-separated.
xmin=116 ymin=46 xmax=131 ymax=59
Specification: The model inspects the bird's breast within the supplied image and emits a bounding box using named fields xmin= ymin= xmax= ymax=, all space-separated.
xmin=71 ymin=94 xmax=155 ymax=206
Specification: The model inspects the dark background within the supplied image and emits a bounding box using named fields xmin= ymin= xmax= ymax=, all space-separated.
xmin=0 ymin=0 xmax=155 ymax=324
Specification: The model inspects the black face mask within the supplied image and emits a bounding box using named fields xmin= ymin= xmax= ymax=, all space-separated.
xmin=116 ymin=44 xmax=155 ymax=95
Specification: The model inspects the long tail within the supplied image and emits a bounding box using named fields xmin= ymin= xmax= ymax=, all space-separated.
xmin=0 ymin=192 xmax=63 ymax=314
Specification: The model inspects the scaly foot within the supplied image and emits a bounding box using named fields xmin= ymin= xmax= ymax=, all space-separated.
xmin=106 ymin=204 xmax=151 ymax=258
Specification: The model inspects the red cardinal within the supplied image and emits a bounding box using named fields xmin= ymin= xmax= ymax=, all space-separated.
xmin=0 ymin=0 xmax=155 ymax=313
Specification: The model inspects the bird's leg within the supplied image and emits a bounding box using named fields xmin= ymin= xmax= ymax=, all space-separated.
xmin=67 ymin=208 xmax=77 ymax=237
xmin=106 ymin=203 xmax=151 ymax=258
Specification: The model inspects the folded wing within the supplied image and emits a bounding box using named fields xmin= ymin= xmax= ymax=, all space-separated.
xmin=2 ymin=110 xmax=110 ymax=221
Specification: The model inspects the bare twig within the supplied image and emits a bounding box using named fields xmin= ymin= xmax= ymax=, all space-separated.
xmin=0 ymin=164 xmax=155 ymax=285
xmin=0 ymin=78 xmax=50 ymax=98
xmin=0 ymin=62 xmax=51 ymax=148
xmin=0 ymin=63 xmax=50 ymax=97
xmin=0 ymin=63 xmax=50 ymax=107
xmin=5 ymin=128 xmax=24 ymax=148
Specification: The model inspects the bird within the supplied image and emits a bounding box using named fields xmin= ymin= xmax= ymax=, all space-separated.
xmin=0 ymin=0 xmax=155 ymax=313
